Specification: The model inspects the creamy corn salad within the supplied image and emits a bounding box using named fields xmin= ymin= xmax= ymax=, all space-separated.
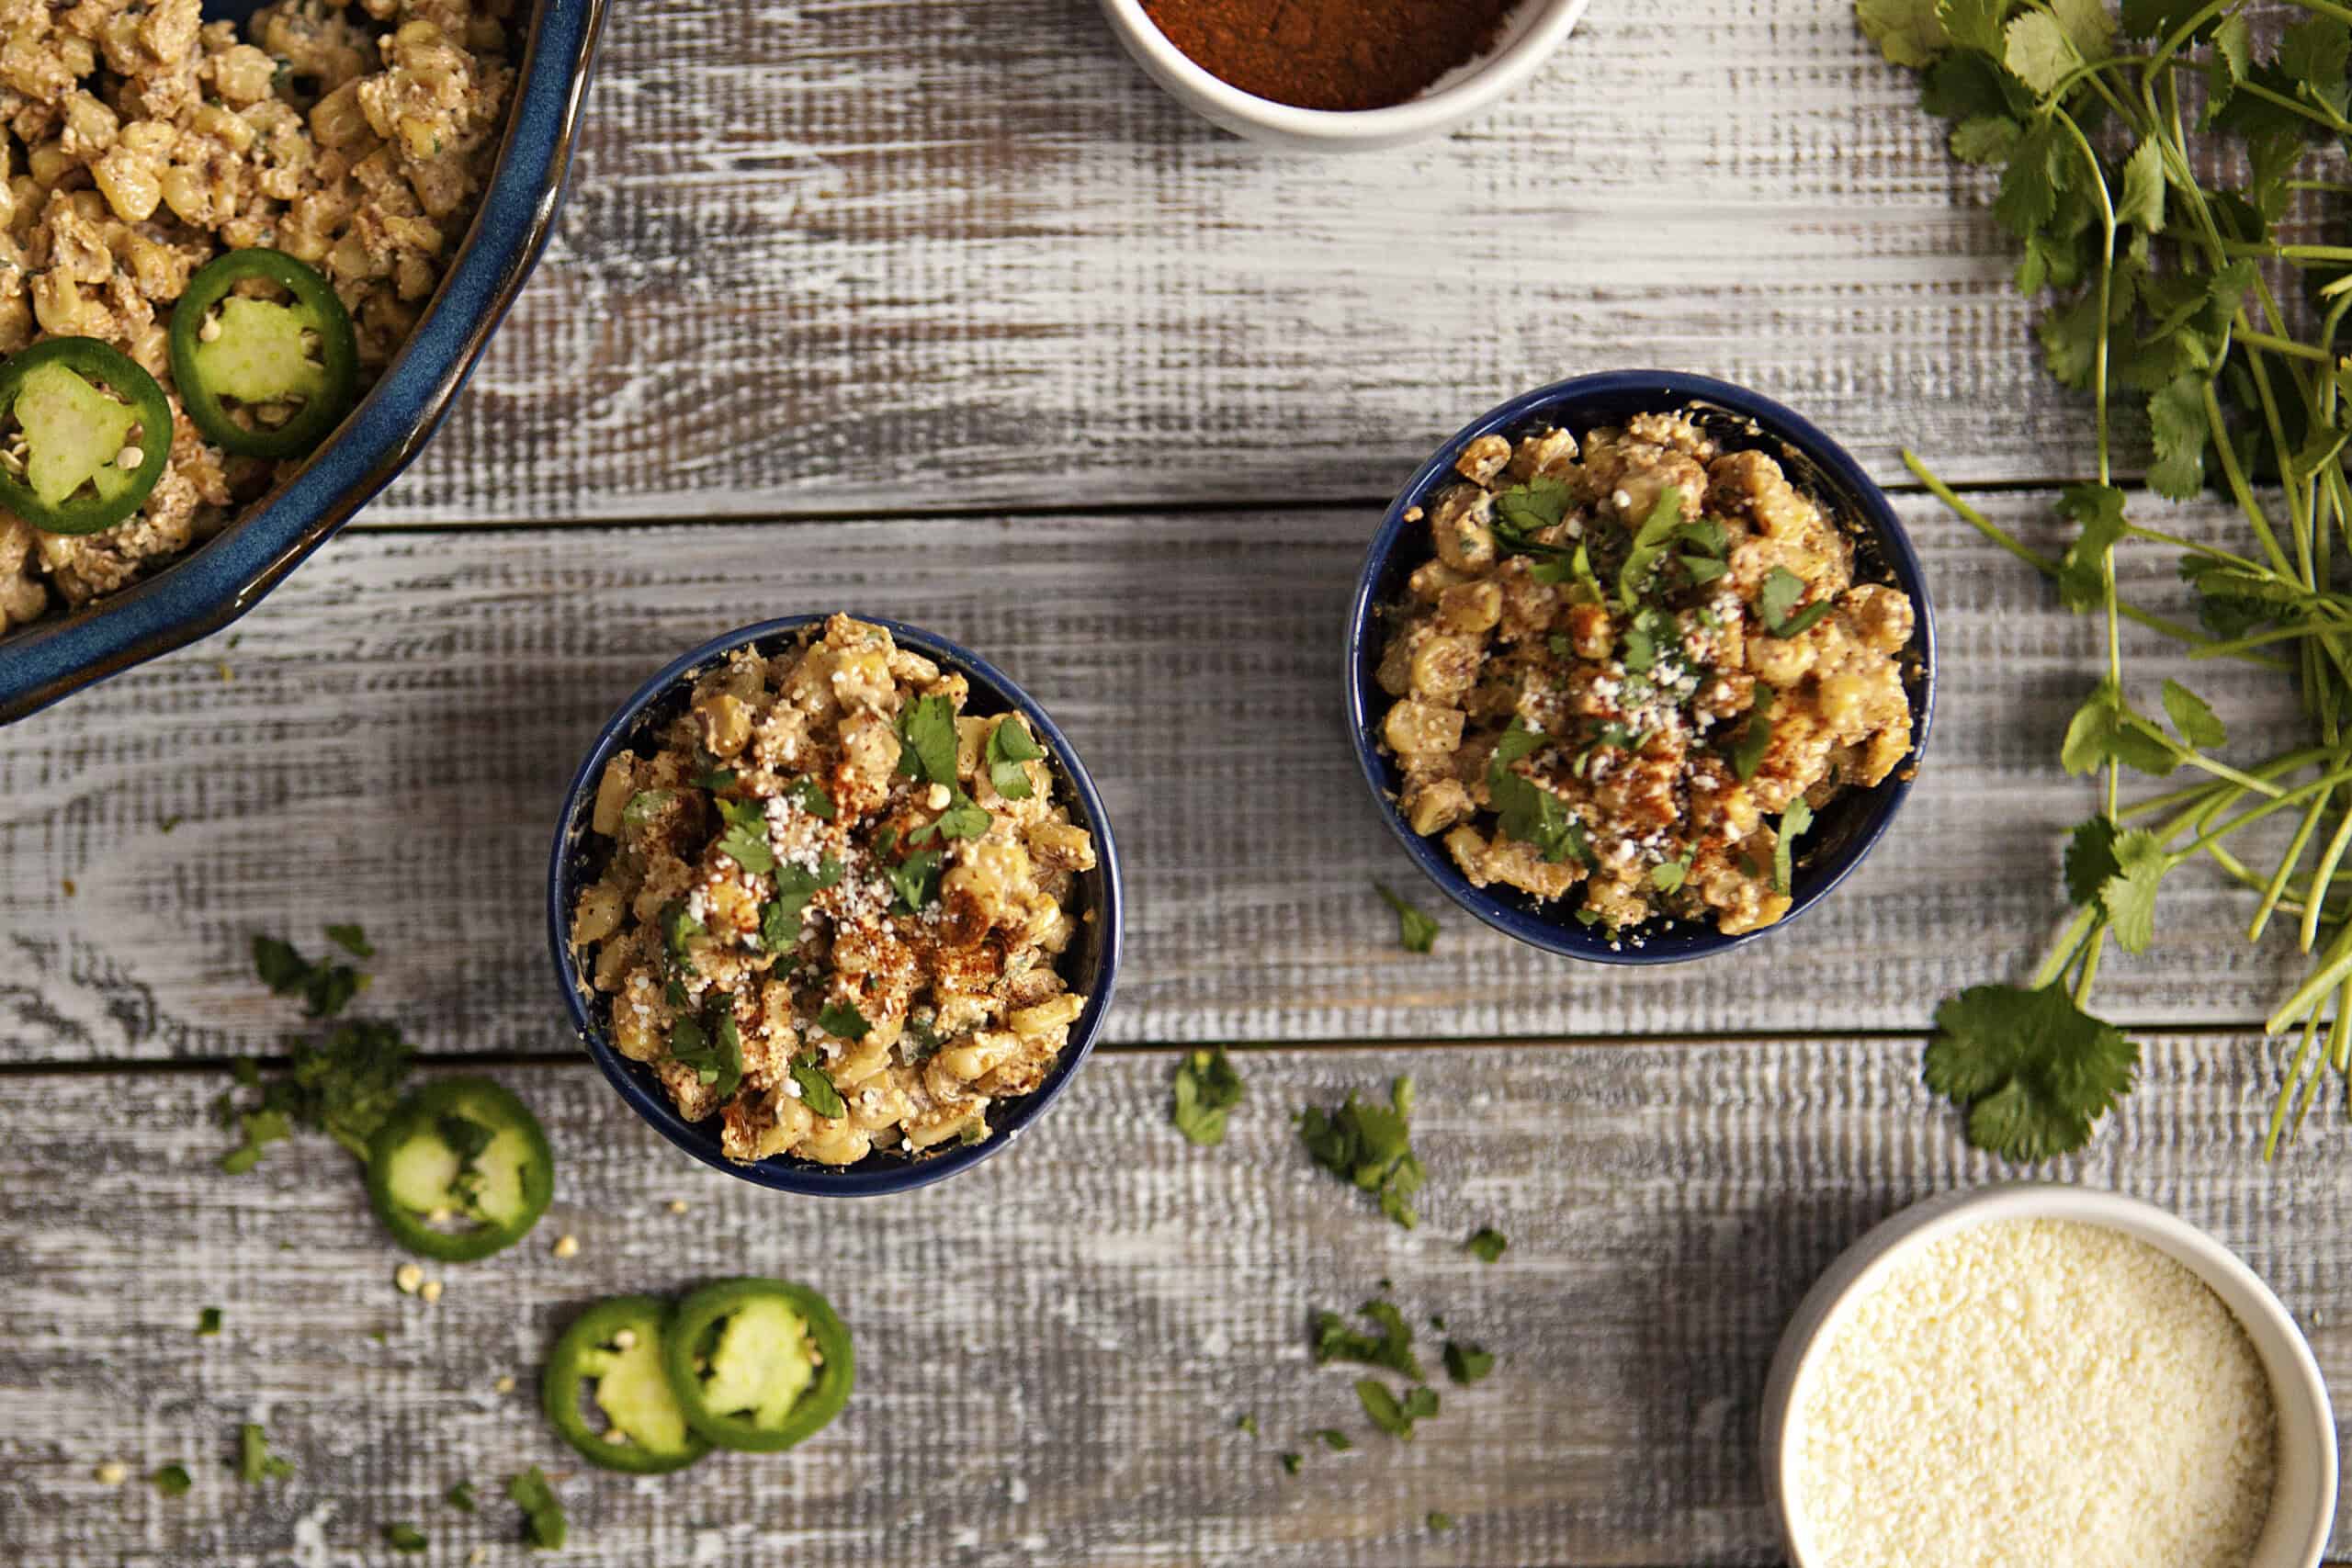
xmin=1374 ymin=412 xmax=1917 ymax=937
xmin=0 ymin=0 xmax=514 ymax=630
xmin=570 ymin=614 xmax=1101 ymax=1168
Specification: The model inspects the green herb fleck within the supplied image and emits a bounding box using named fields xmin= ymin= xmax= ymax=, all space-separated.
xmin=151 ymin=1464 xmax=193 ymax=1497
xmin=1373 ymin=881 xmax=1439 ymax=954
xmin=715 ymin=797 xmax=775 ymax=875
xmin=1464 ymin=1227 xmax=1507 ymax=1263
xmin=507 ymin=1466 xmax=566 ymax=1551
xmin=237 ymin=1422 xmax=293 ymax=1484
xmin=196 ymin=1306 xmax=223 ymax=1336
xmin=323 ymin=923 xmax=373 ymax=958
xmin=385 ymin=1523 xmax=428 ymax=1553
xmin=791 ymin=1055 xmax=847 ymax=1119
xmin=1278 ymin=1451 xmax=1302 ymax=1475
xmin=1170 ymin=1046 xmax=1246 ymax=1146
xmin=1311 ymin=1299 xmax=1423 ymax=1381
xmin=1758 ymin=567 xmax=1834 ymax=637
xmin=884 ymin=845 xmax=944 ymax=912
xmin=1427 ymin=1511 xmax=1455 ymax=1532
xmin=1729 ymin=698 xmax=1775 ymax=783
xmin=446 ymin=1481 xmax=478 ymax=1513
xmin=910 ymin=789 xmax=990 ymax=843
xmin=790 ymin=776 xmax=837 ymax=819
xmin=895 ymin=694 xmax=959 ymax=785
xmin=252 ymin=933 xmax=365 ymax=1019
xmin=988 ymin=716 xmax=1045 ymax=800
xmin=1296 ymin=1077 xmax=1425 ymax=1227
xmin=1235 ymin=1413 xmax=1259 ymax=1437
xmin=1356 ymin=1380 xmax=1439 ymax=1440
xmin=622 ymin=789 xmax=675 ymax=828
xmin=1617 ymin=488 xmax=1686 ymax=609
xmin=1442 ymin=1341 xmax=1495 ymax=1385
xmin=815 ymin=1000 xmax=871 ymax=1041
xmin=763 ymin=855 xmax=842 ymax=948
xmin=1313 ymin=1428 xmax=1352 ymax=1451
xmin=1771 ymin=798 xmax=1815 ymax=897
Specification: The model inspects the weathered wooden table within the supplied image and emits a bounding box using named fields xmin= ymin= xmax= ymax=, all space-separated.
xmin=6 ymin=1 xmax=2350 ymax=1563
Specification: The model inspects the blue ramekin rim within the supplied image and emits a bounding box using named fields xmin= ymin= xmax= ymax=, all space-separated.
xmin=547 ymin=614 xmax=1125 ymax=1196
xmin=1343 ymin=369 xmax=1939 ymax=964
xmin=0 ymin=0 xmax=609 ymax=725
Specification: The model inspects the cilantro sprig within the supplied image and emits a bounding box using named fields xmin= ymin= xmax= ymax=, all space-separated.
xmin=1170 ymin=1046 xmax=1246 ymax=1145
xmin=1868 ymin=0 xmax=2352 ymax=1156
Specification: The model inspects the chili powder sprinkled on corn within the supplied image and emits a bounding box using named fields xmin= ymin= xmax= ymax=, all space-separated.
xmin=1139 ymin=0 xmax=1523 ymax=113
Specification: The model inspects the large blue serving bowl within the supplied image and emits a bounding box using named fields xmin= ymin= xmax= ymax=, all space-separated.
xmin=1345 ymin=370 xmax=1938 ymax=964
xmin=0 ymin=0 xmax=609 ymax=724
xmin=548 ymin=615 xmax=1125 ymax=1197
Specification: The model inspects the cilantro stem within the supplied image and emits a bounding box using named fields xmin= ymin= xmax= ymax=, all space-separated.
xmin=2120 ymin=523 xmax=2267 ymax=571
xmin=2264 ymin=1003 xmax=2326 ymax=1160
xmin=2072 ymin=927 xmax=2108 ymax=1005
xmin=2229 ymin=78 xmax=2352 ymax=137
xmin=2173 ymin=766 xmax=2352 ymax=859
xmin=2173 ymin=750 xmax=2287 ymax=799
xmin=2033 ymin=905 xmax=2101 ymax=991
xmin=2267 ymin=919 xmax=2352 ymax=1035
xmin=2301 ymin=804 xmax=2352 ymax=953
xmin=2233 ymin=329 xmax=2336 ymax=364
xmin=2200 ymin=381 xmax=2295 ymax=578
xmin=2252 ymin=787 xmax=2334 ymax=943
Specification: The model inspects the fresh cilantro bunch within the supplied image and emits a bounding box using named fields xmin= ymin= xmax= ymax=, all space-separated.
xmin=1868 ymin=0 xmax=2352 ymax=1157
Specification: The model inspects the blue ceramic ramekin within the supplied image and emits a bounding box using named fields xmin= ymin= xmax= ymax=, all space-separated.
xmin=0 ymin=0 xmax=608 ymax=724
xmin=548 ymin=615 xmax=1125 ymax=1196
xmin=1345 ymin=370 xmax=1937 ymax=964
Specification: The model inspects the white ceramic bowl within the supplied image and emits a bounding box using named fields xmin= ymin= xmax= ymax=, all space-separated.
xmin=1094 ymin=0 xmax=1591 ymax=152
xmin=1759 ymin=1184 xmax=2337 ymax=1568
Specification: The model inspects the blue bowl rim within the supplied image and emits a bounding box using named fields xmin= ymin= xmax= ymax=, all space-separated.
xmin=0 ymin=0 xmax=611 ymax=726
xmin=1343 ymin=369 xmax=1939 ymax=965
xmin=547 ymin=613 xmax=1126 ymax=1197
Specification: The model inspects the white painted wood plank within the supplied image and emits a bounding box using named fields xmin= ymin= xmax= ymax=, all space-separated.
xmin=0 ymin=490 xmax=2318 ymax=1063
xmin=353 ymin=0 xmax=2094 ymax=525
xmin=1 ymin=1038 xmax=2346 ymax=1565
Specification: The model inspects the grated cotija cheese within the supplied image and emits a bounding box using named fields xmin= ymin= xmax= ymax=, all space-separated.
xmin=1793 ymin=1217 xmax=2277 ymax=1568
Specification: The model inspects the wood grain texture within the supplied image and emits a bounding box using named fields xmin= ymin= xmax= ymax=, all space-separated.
xmin=0 ymin=488 xmax=2321 ymax=1066
xmin=1 ymin=1037 xmax=2343 ymax=1566
xmin=345 ymin=0 xmax=2098 ymax=525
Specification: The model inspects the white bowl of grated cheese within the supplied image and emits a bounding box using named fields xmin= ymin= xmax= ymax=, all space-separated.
xmin=1760 ymin=1185 xmax=2336 ymax=1568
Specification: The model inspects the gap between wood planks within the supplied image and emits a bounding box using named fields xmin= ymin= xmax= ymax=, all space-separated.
xmin=0 ymin=1020 xmax=2295 ymax=1079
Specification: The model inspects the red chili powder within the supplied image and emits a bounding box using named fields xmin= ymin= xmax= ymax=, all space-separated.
xmin=1140 ymin=0 xmax=1525 ymax=114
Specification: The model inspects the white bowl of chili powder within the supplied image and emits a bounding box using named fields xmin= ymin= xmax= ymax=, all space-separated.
xmin=1097 ymin=0 xmax=1590 ymax=151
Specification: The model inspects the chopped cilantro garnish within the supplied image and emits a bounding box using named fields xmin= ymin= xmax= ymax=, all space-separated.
xmin=1925 ymin=983 xmax=2140 ymax=1161
xmin=1356 ymin=1380 xmax=1439 ymax=1440
xmin=196 ymin=1306 xmax=222 ymax=1336
xmin=895 ymin=694 xmax=959 ymax=784
xmin=252 ymin=933 xmax=365 ymax=1019
xmin=1170 ymin=1046 xmax=1245 ymax=1146
xmin=1442 ymin=1341 xmax=1495 ymax=1385
xmin=507 ymin=1466 xmax=567 ymax=1551
xmin=1759 ymin=567 xmax=1835 ymax=637
xmin=660 ymin=901 xmax=705 ymax=973
xmin=815 ymin=999 xmax=871 ymax=1040
xmin=1487 ymin=720 xmax=1583 ymax=865
xmin=220 ymin=1013 xmax=413 ymax=1169
xmin=1492 ymin=476 xmax=1572 ymax=541
xmin=1373 ymin=881 xmax=1439 ymax=953
xmin=1311 ymin=1300 xmax=1423 ymax=1381
xmin=1464 ymin=1227 xmax=1507 ymax=1263
xmin=237 ymin=1422 xmax=293 ymax=1483
xmin=1650 ymin=853 xmax=1692 ymax=894
xmin=714 ymin=797 xmax=775 ymax=874
xmin=885 ymin=846 xmax=943 ymax=912
xmin=323 ymin=923 xmax=373 ymax=958
xmin=987 ymin=717 xmax=1045 ymax=800
xmin=622 ymin=788 xmax=674 ymax=828
xmin=1313 ymin=1428 xmax=1352 ymax=1451
xmin=385 ymin=1523 xmax=428 ymax=1553
xmin=1278 ymin=1451 xmax=1302 ymax=1475
xmin=1617 ymin=487 xmax=1686 ymax=609
xmin=910 ymin=789 xmax=989 ymax=843
xmin=1771 ymin=798 xmax=1814 ymax=896
xmin=447 ymin=1480 xmax=478 ymax=1513
xmin=151 ymin=1463 xmax=192 ymax=1497
xmin=1296 ymin=1077 xmax=1425 ymax=1227
xmin=763 ymin=855 xmax=842 ymax=948
xmin=1682 ymin=553 xmax=1729 ymax=584
xmin=1428 ymin=1511 xmax=1455 ymax=1532
xmin=790 ymin=776 xmax=837 ymax=819
xmin=790 ymin=1055 xmax=846 ymax=1118
xmin=691 ymin=767 xmax=737 ymax=791
xmin=1235 ymin=1413 xmax=1259 ymax=1437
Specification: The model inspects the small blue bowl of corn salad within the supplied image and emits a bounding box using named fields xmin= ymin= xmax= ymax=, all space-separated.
xmin=548 ymin=613 xmax=1123 ymax=1197
xmin=1344 ymin=370 xmax=1936 ymax=964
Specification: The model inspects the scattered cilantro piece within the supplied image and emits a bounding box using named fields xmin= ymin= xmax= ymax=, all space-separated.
xmin=1442 ymin=1341 xmax=1495 ymax=1386
xmin=1235 ymin=1414 xmax=1259 ymax=1437
xmin=1296 ymin=1077 xmax=1425 ymax=1227
xmin=1925 ymin=983 xmax=2141 ymax=1161
xmin=714 ymin=797 xmax=775 ymax=875
xmin=252 ymin=933 xmax=365 ymax=1019
xmin=1617 ymin=488 xmax=1686 ymax=609
xmin=236 ymin=1422 xmax=293 ymax=1484
xmin=895 ymin=694 xmax=959 ymax=784
xmin=151 ymin=1464 xmax=192 ymax=1497
xmin=1278 ymin=1451 xmax=1302 ymax=1475
xmin=196 ymin=1306 xmax=222 ymax=1336
xmin=791 ymin=1055 xmax=847 ymax=1119
xmin=1487 ymin=720 xmax=1584 ymax=865
xmin=884 ymin=845 xmax=944 ymax=912
xmin=1311 ymin=1300 xmax=1422 ymax=1379
xmin=159 ymin=814 xmax=183 ymax=833
xmin=1758 ymin=567 xmax=1833 ymax=637
xmin=910 ymin=789 xmax=989 ymax=843
xmin=1170 ymin=1046 xmax=1246 ymax=1146
xmin=323 ymin=923 xmax=373 ymax=958
xmin=816 ymin=1000 xmax=871 ymax=1040
xmin=1356 ymin=1380 xmax=1440 ymax=1440
xmin=507 ymin=1467 xmax=566 ymax=1551
xmin=661 ymin=901 xmax=706 ymax=973
xmin=1313 ymin=1428 xmax=1352 ymax=1451
xmin=1427 ymin=1511 xmax=1456 ymax=1532
xmin=220 ymin=1109 xmax=289 ymax=1174
xmin=790 ymin=776 xmax=837 ymax=819
xmin=1772 ymin=799 xmax=1815 ymax=897
xmin=1373 ymin=881 xmax=1439 ymax=953
xmin=447 ymin=1481 xmax=478 ymax=1513
xmin=1651 ymin=852 xmax=1692 ymax=894
xmin=1464 ymin=1227 xmax=1507 ymax=1264
xmin=1730 ymin=698 xmax=1774 ymax=783
xmin=763 ymin=855 xmax=842 ymax=948
xmin=987 ymin=717 xmax=1045 ymax=800
xmin=385 ymin=1524 xmax=428 ymax=1553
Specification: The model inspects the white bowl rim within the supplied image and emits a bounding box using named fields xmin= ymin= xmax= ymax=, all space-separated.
xmin=1096 ymin=0 xmax=1593 ymax=145
xmin=1761 ymin=1182 xmax=2338 ymax=1568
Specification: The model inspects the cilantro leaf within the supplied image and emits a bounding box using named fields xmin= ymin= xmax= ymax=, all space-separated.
xmin=1313 ymin=1427 xmax=1352 ymax=1451
xmin=790 ymin=1055 xmax=846 ymax=1118
xmin=447 ymin=1481 xmax=478 ymax=1513
xmin=2063 ymin=818 xmax=2122 ymax=908
xmin=196 ymin=1306 xmax=222 ymax=1336
xmin=661 ymin=901 xmax=706 ymax=973
xmin=2116 ymin=138 xmax=2166 ymax=241
xmin=1492 ymin=476 xmax=1573 ymax=539
xmin=2146 ymin=374 xmax=2211 ymax=501
xmin=323 ymin=923 xmax=373 ymax=958
xmin=1858 ymin=0 xmax=1951 ymax=65
xmin=1236 ymin=1414 xmax=1259 ymax=1437
xmin=885 ymin=846 xmax=943 ymax=912
xmin=1925 ymin=983 xmax=2140 ymax=1161
xmin=507 ymin=1467 xmax=567 ymax=1551
xmin=385 ymin=1524 xmax=428 ymax=1553
xmin=1311 ymin=1300 xmax=1424 ymax=1381
xmin=237 ymin=1422 xmax=293 ymax=1484
xmin=715 ymin=797 xmax=775 ymax=875
xmin=1374 ymin=881 xmax=1439 ymax=953
xmin=790 ymin=776 xmax=836 ymax=819
xmin=910 ymin=790 xmax=989 ymax=843
xmin=895 ymin=694 xmax=960 ymax=785
xmin=2061 ymin=681 xmax=2181 ymax=777
xmin=622 ymin=788 xmax=674 ymax=828
xmin=1442 ymin=1341 xmax=1495 ymax=1385
xmin=2161 ymin=678 xmax=2226 ymax=750
xmin=1296 ymin=1078 xmax=1425 ymax=1227
xmin=1357 ymin=1380 xmax=1441 ymax=1440
xmin=2005 ymin=3 xmax=2103 ymax=96
xmin=1487 ymin=720 xmax=1584 ymax=864
xmin=668 ymin=1007 xmax=743 ymax=1101
xmin=1939 ymin=0 xmax=2013 ymax=55
xmin=1758 ymin=567 xmax=1833 ymax=637
xmin=987 ymin=717 xmax=1045 ymax=800
xmin=1772 ymin=798 xmax=1815 ymax=897
xmin=252 ymin=933 xmax=366 ymax=1020
xmin=1730 ymin=698 xmax=1775 ymax=782
xmin=2053 ymin=483 xmax=2128 ymax=612
xmin=1278 ymin=1451 xmax=1302 ymax=1475
xmin=1617 ymin=488 xmax=1686 ymax=609
xmin=763 ymin=855 xmax=842 ymax=949
xmin=1428 ymin=1512 xmax=1456 ymax=1532
xmin=691 ymin=767 xmax=738 ymax=791
xmin=2098 ymin=828 xmax=2171 ymax=953
xmin=1464 ymin=1226 xmax=1507 ymax=1263
xmin=816 ymin=999 xmax=871 ymax=1041
xmin=1170 ymin=1046 xmax=1246 ymax=1146
xmin=152 ymin=1463 xmax=193 ymax=1496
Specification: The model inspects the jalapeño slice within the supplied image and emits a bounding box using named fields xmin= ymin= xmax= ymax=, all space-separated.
xmin=364 ymin=1077 xmax=554 ymax=1262
xmin=168 ymin=247 xmax=358 ymax=459
xmin=662 ymin=1278 xmax=854 ymax=1453
xmin=0 ymin=337 xmax=172 ymax=536
xmin=542 ymin=1296 xmax=713 ymax=1474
